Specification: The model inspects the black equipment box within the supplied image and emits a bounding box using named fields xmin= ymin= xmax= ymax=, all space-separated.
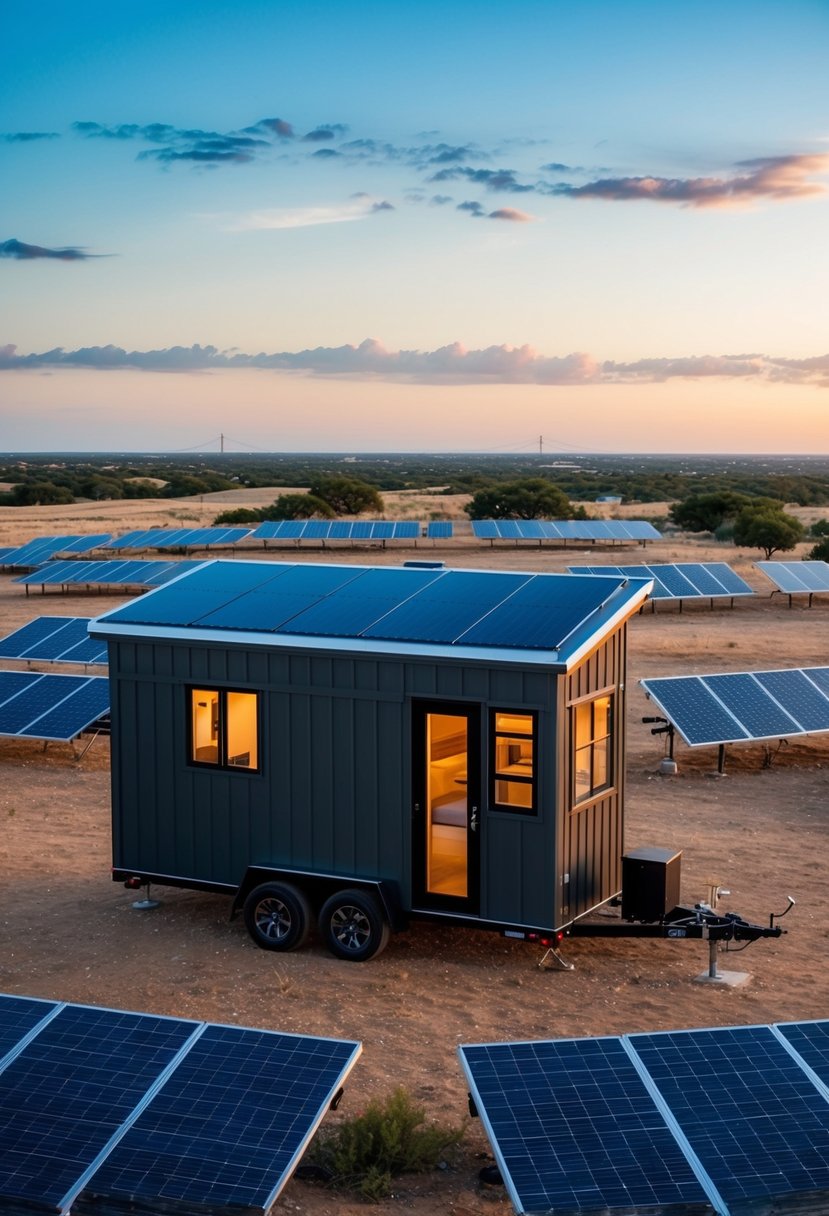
xmin=621 ymin=846 xmax=681 ymax=922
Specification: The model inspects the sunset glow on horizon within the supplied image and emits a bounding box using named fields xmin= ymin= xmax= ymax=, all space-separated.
xmin=2 ymin=0 xmax=828 ymax=453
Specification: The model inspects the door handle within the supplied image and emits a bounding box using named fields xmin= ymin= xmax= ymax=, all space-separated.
xmin=470 ymin=807 xmax=478 ymax=832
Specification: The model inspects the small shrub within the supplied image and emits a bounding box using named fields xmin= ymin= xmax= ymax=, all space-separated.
xmin=713 ymin=522 xmax=734 ymax=543
xmin=308 ymin=1086 xmax=464 ymax=1201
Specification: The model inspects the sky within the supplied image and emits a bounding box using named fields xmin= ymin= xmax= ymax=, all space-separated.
xmin=2 ymin=0 xmax=829 ymax=454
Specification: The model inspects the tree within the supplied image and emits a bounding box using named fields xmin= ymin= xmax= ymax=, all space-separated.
xmin=809 ymin=536 xmax=829 ymax=562
xmin=464 ymin=478 xmax=572 ymax=520
xmin=669 ymin=491 xmax=752 ymax=533
xmin=212 ymin=508 xmax=262 ymax=524
xmin=732 ymin=506 xmax=805 ymax=559
xmin=308 ymin=475 xmax=383 ymax=515
xmin=264 ymin=493 xmax=335 ymax=520
xmin=10 ymin=481 xmax=75 ymax=506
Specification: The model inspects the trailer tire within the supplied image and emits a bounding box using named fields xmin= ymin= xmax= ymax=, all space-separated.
xmin=318 ymin=889 xmax=390 ymax=962
xmin=243 ymin=882 xmax=312 ymax=952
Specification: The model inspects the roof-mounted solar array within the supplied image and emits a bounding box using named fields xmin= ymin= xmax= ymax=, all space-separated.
xmin=92 ymin=559 xmax=651 ymax=664
xmin=0 ymin=670 xmax=109 ymax=740
xmin=15 ymin=558 xmax=205 ymax=590
xmin=471 ymin=519 xmax=661 ymax=542
xmin=460 ymin=1020 xmax=829 ymax=1216
xmin=105 ymin=526 xmax=251 ymax=550
xmin=756 ymin=559 xmax=829 ymax=602
xmin=252 ymin=519 xmax=421 ymax=542
xmin=0 ymin=617 xmax=107 ymax=665
xmin=0 ymin=993 xmax=361 ymax=1216
xmin=0 ymin=535 xmax=111 ymax=568
xmin=569 ymin=561 xmax=754 ymax=601
xmin=641 ymin=665 xmax=829 ymax=746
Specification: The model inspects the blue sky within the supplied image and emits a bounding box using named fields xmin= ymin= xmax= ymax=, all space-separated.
xmin=2 ymin=0 xmax=829 ymax=452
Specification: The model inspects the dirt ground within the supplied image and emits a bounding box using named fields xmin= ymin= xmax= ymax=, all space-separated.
xmin=1 ymin=494 xmax=828 ymax=1216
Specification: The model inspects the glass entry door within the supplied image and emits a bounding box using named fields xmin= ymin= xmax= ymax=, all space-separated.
xmin=412 ymin=701 xmax=480 ymax=913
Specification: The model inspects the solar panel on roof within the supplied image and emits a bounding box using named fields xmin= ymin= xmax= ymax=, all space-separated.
xmin=197 ymin=565 xmax=364 ymax=631
xmin=279 ymin=566 xmax=444 ymax=637
xmin=363 ymin=570 xmax=532 ymax=644
xmin=0 ymin=995 xmax=360 ymax=1216
xmin=459 ymin=573 xmax=628 ymax=651
xmin=459 ymin=1037 xmax=712 ymax=1215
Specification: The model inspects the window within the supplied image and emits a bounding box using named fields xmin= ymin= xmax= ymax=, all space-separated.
xmin=189 ymin=687 xmax=259 ymax=772
xmin=572 ymin=693 xmax=613 ymax=804
xmin=491 ymin=710 xmax=536 ymax=813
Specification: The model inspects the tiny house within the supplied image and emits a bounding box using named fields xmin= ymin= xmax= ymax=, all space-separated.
xmin=90 ymin=560 xmax=651 ymax=960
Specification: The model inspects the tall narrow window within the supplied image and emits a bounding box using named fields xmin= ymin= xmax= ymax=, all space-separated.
xmin=491 ymin=711 xmax=536 ymax=813
xmin=189 ymin=687 xmax=259 ymax=772
xmin=572 ymin=693 xmax=613 ymax=804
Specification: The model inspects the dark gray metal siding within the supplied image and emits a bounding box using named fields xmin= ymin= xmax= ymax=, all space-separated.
xmin=559 ymin=624 xmax=627 ymax=923
xmin=108 ymin=637 xmax=567 ymax=929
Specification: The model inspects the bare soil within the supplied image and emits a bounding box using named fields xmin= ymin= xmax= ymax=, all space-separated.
xmin=1 ymin=494 xmax=828 ymax=1216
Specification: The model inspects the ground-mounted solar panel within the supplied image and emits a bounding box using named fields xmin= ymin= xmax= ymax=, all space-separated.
xmin=0 ymin=536 xmax=86 ymax=568
xmin=569 ymin=562 xmax=753 ymax=602
xmin=756 ymin=560 xmax=829 ymax=596
xmin=13 ymin=559 xmax=205 ymax=592
xmin=643 ymin=666 xmax=829 ymax=748
xmin=0 ymin=994 xmax=58 ymax=1064
xmin=61 ymin=534 xmax=112 ymax=554
xmin=629 ymin=1025 xmax=829 ymax=1210
xmin=392 ymin=521 xmax=421 ymax=539
xmin=471 ymin=520 xmax=500 ymax=539
xmin=0 ymin=1002 xmax=198 ymax=1215
xmin=459 ymin=1037 xmax=713 ymax=1215
xmin=0 ymin=616 xmax=107 ymax=665
xmin=776 ymin=1020 xmax=829 ymax=1093
xmin=426 ymin=521 xmax=453 ymax=539
xmin=75 ymin=1024 xmax=361 ymax=1216
xmin=0 ymin=995 xmax=361 ymax=1216
xmin=0 ymin=671 xmax=109 ymax=741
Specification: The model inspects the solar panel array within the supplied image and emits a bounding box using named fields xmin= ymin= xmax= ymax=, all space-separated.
xmin=0 ymin=617 xmax=108 ymax=665
xmin=471 ymin=519 xmax=661 ymax=541
xmin=0 ymin=670 xmax=109 ymax=740
xmin=14 ymin=559 xmax=205 ymax=589
xmin=252 ymin=519 xmax=421 ymax=541
xmin=460 ymin=1020 xmax=829 ymax=1216
xmin=0 ymin=535 xmax=112 ymax=568
xmin=0 ymin=993 xmax=360 ymax=1216
xmin=641 ymin=665 xmax=829 ymax=746
xmin=756 ymin=560 xmax=829 ymax=595
xmin=426 ymin=521 xmax=454 ymax=538
xmin=95 ymin=559 xmax=641 ymax=655
xmin=568 ymin=561 xmax=754 ymax=600
xmin=106 ymin=527 xmax=252 ymax=550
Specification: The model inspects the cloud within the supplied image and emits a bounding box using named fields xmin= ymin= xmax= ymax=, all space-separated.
xmin=0 ymin=238 xmax=106 ymax=261
xmin=4 ymin=340 xmax=828 ymax=387
xmin=431 ymin=166 xmax=533 ymax=193
xmin=302 ymin=123 xmax=349 ymax=141
xmin=231 ymin=196 xmax=393 ymax=230
xmin=73 ymin=117 xmax=283 ymax=167
xmin=3 ymin=131 xmax=59 ymax=142
xmin=549 ymin=153 xmax=829 ymax=208
xmin=244 ymin=117 xmax=294 ymax=138
xmin=430 ymin=194 xmax=453 ymax=206
xmin=488 ymin=207 xmax=535 ymax=222
xmin=457 ymin=200 xmax=485 ymax=216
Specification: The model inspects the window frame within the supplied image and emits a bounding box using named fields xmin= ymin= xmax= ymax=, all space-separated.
xmin=489 ymin=708 xmax=538 ymax=816
xmin=570 ymin=688 xmax=614 ymax=807
xmin=187 ymin=685 xmax=261 ymax=774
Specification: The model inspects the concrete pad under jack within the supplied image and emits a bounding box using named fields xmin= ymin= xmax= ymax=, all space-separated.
xmin=694 ymin=969 xmax=751 ymax=987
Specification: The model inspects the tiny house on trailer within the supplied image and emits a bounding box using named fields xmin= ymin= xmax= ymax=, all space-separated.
xmin=89 ymin=560 xmax=652 ymax=960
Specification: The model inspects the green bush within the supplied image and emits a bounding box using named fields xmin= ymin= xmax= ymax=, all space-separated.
xmin=308 ymin=1086 xmax=464 ymax=1201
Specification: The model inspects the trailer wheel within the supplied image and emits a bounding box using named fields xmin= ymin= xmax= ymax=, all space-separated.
xmin=318 ymin=889 xmax=390 ymax=962
xmin=243 ymin=882 xmax=312 ymax=952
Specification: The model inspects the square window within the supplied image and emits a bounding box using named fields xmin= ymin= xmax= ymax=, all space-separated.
xmin=189 ymin=687 xmax=259 ymax=772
